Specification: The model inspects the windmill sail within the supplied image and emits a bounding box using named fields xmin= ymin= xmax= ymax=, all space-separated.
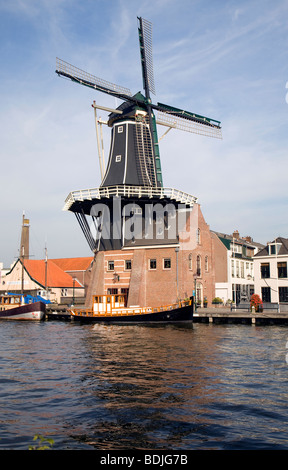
xmin=56 ymin=17 xmax=222 ymax=193
xmin=56 ymin=57 xmax=132 ymax=100
xmin=138 ymin=17 xmax=155 ymax=97
xmin=156 ymin=103 xmax=222 ymax=139
xmin=137 ymin=17 xmax=162 ymax=186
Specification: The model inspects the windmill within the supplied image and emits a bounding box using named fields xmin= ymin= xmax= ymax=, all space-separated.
xmin=56 ymin=17 xmax=221 ymax=252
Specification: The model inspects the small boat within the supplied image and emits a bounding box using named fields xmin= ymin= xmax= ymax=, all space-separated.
xmin=69 ymin=294 xmax=193 ymax=324
xmin=0 ymin=294 xmax=46 ymax=321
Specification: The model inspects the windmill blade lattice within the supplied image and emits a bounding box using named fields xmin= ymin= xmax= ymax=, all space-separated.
xmin=138 ymin=17 xmax=156 ymax=96
xmin=56 ymin=57 xmax=132 ymax=99
xmin=56 ymin=17 xmax=222 ymax=192
xmin=156 ymin=110 xmax=222 ymax=139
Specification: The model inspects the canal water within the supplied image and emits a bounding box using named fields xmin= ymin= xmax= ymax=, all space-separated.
xmin=0 ymin=320 xmax=288 ymax=450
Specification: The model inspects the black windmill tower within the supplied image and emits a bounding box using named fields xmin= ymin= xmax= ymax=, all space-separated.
xmin=56 ymin=17 xmax=221 ymax=252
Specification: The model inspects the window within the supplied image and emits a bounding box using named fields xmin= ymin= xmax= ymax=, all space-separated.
xmin=115 ymin=155 xmax=121 ymax=162
xmin=196 ymin=228 xmax=201 ymax=245
xmin=231 ymin=260 xmax=235 ymax=277
xmin=107 ymin=288 xmax=118 ymax=295
xmin=163 ymin=258 xmax=171 ymax=269
xmin=278 ymin=262 xmax=287 ymax=278
xmin=279 ymin=287 xmax=288 ymax=302
xmin=262 ymin=287 xmax=271 ymax=303
xmin=261 ymin=263 xmax=270 ymax=279
xmin=108 ymin=260 xmax=114 ymax=271
xmin=118 ymin=126 xmax=123 ymax=133
xmin=149 ymin=259 xmax=156 ymax=270
xmin=269 ymin=243 xmax=281 ymax=255
xmin=231 ymin=244 xmax=242 ymax=254
xmin=121 ymin=288 xmax=129 ymax=306
xmin=241 ymin=261 xmax=244 ymax=278
xmin=236 ymin=260 xmax=239 ymax=278
xmin=197 ymin=255 xmax=201 ymax=276
xmin=188 ymin=253 xmax=192 ymax=271
xmin=205 ymin=256 xmax=209 ymax=272
xmin=125 ymin=260 xmax=132 ymax=270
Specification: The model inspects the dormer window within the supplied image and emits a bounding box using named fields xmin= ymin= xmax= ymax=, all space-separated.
xmin=268 ymin=243 xmax=281 ymax=255
xmin=231 ymin=244 xmax=242 ymax=254
xmin=278 ymin=262 xmax=287 ymax=278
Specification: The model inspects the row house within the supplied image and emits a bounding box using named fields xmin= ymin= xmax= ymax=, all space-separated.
xmin=253 ymin=237 xmax=288 ymax=310
xmin=211 ymin=230 xmax=264 ymax=304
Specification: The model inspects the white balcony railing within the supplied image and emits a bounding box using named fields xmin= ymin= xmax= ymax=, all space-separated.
xmin=63 ymin=185 xmax=198 ymax=211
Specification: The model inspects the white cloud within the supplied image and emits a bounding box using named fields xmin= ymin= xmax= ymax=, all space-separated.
xmin=0 ymin=0 xmax=288 ymax=266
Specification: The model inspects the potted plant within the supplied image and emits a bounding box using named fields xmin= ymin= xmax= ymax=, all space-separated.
xmin=203 ymin=297 xmax=208 ymax=308
xmin=212 ymin=297 xmax=222 ymax=307
xmin=250 ymin=294 xmax=263 ymax=312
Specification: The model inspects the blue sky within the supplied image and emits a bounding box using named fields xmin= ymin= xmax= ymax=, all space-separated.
xmin=0 ymin=0 xmax=288 ymax=267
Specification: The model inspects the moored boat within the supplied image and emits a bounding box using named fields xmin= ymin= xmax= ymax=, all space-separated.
xmin=0 ymin=295 xmax=46 ymax=321
xmin=68 ymin=294 xmax=193 ymax=324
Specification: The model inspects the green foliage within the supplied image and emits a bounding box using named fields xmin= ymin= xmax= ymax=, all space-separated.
xmin=29 ymin=434 xmax=54 ymax=450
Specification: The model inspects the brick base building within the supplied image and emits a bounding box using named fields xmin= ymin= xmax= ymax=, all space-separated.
xmin=85 ymin=203 xmax=215 ymax=308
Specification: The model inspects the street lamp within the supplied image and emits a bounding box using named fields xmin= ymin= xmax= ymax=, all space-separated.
xmin=72 ymin=277 xmax=76 ymax=306
xmin=175 ymin=247 xmax=179 ymax=301
xmin=194 ymin=274 xmax=197 ymax=312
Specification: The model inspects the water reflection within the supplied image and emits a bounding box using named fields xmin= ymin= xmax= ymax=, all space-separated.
xmin=0 ymin=322 xmax=288 ymax=449
xmin=70 ymin=324 xmax=231 ymax=449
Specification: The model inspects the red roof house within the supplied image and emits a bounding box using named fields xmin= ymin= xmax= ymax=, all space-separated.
xmin=0 ymin=257 xmax=89 ymax=304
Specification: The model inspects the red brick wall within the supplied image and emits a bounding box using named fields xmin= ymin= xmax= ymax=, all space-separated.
xmin=211 ymin=232 xmax=228 ymax=283
xmin=88 ymin=203 xmax=215 ymax=308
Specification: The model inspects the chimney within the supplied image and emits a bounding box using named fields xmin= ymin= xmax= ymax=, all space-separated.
xmin=20 ymin=212 xmax=30 ymax=261
xmin=232 ymin=230 xmax=240 ymax=239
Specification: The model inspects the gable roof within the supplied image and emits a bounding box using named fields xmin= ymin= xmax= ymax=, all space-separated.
xmin=212 ymin=230 xmax=264 ymax=251
xmin=254 ymin=237 xmax=288 ymax=257
xmin=51 ymin=257 xmax=93 ymax=271
xmin=22 ymin=259 xmax=82 ymax=288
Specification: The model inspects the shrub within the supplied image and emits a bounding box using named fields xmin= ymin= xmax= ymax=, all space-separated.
xmin=250 ymin=294 xmax=263 ymax=312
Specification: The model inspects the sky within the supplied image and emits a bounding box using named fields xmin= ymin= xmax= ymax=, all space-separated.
xmin=0 ymin=0 xmax=288 ymax=267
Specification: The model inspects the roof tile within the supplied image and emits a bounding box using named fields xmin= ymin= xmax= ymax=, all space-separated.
xmin=23 ymin=259 xmax=82 ymax=288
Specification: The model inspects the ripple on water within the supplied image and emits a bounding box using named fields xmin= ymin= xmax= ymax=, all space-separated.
xmin=0 ymin=322 xmax=288 ymax=449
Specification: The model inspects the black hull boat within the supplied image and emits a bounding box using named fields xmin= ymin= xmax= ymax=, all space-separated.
xmin=0 ymin=296 xmax=46 ymax=321
xmin=69 ymin=294 xmax=193 ymax=324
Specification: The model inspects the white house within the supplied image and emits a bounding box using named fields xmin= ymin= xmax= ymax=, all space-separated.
xmin=253 ymin=237 xmax=288 ymax=310
xmin=212 ymin=230 xmax=264 ymax=304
